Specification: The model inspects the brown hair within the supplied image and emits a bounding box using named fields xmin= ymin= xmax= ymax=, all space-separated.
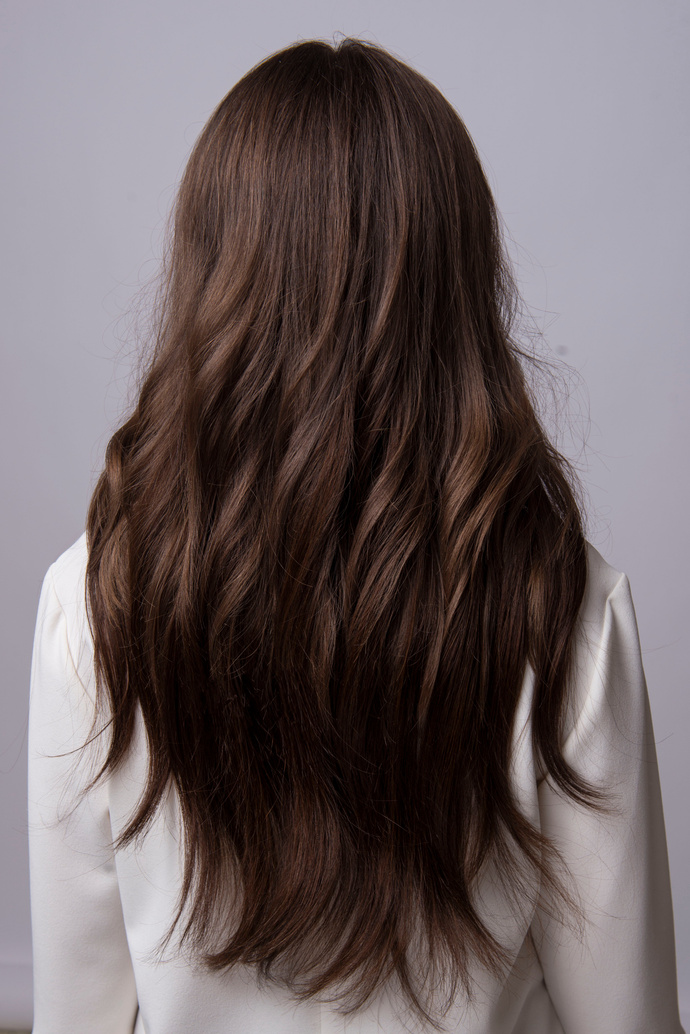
xmin=85 ymin=36 xmax=602 ymax=1031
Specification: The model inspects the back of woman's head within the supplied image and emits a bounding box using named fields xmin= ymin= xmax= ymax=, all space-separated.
xmin=86 ymin=37 xmax=597 ymax=1032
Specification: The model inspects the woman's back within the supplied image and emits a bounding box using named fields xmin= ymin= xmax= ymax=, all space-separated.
xmin=29 ymin=531 xmax=683 ymax=1032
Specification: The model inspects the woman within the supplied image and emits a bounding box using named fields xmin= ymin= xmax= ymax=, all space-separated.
xmin=28 ymin=36 xmax=684 ymax=1034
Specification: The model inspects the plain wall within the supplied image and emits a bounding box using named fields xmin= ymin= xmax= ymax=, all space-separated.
xmin=1 ymin=0 xmax=688 ymax=1027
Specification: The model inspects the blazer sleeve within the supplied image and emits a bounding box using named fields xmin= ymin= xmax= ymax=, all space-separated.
xmin=533 ymin=569 xmax=684 ymax=1033
xmin=28 ymin=562 xmax=139 ymax=1034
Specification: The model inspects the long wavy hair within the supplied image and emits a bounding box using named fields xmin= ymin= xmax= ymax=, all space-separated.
xmin=85 ymin=36 xmax=602 ymax=1031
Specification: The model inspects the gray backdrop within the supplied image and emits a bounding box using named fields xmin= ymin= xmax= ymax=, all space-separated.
xmin=2 ymin=0 xmax=688 ymax=1027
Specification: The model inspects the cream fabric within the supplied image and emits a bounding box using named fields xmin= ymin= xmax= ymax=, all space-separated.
xmin=28 ymin=532 xmax=684 ymax=1033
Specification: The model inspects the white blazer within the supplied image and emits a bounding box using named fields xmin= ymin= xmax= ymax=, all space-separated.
xmin=28 ymin=532 xmax=685 ymax=1033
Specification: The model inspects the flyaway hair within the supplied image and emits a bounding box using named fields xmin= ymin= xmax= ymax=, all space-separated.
xmin=84 ymin=37 xmax=604 ymax=1032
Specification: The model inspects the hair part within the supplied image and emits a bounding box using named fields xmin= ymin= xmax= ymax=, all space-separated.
xmin=84 ymin=36 xmax=605 ymax=1031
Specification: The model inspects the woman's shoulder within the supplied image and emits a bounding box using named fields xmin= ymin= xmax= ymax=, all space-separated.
xmin=559 ymin=539 xmax=641 ymax=749
xmin=46 ymin=531 xmax=88 ymax=608
xmin=583 ymin=538 xmax=627 ymax=593
xmin=582 ymin=539 xmax=629 ymax=623
xmin=580 ymin=539 xmax=637 ymax=653
xmin=41 ymin=531 xmax=93 ymax=690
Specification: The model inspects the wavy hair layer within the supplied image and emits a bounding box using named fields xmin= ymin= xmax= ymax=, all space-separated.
xmin=85 ymin=37 xmax=601 ymax=1031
